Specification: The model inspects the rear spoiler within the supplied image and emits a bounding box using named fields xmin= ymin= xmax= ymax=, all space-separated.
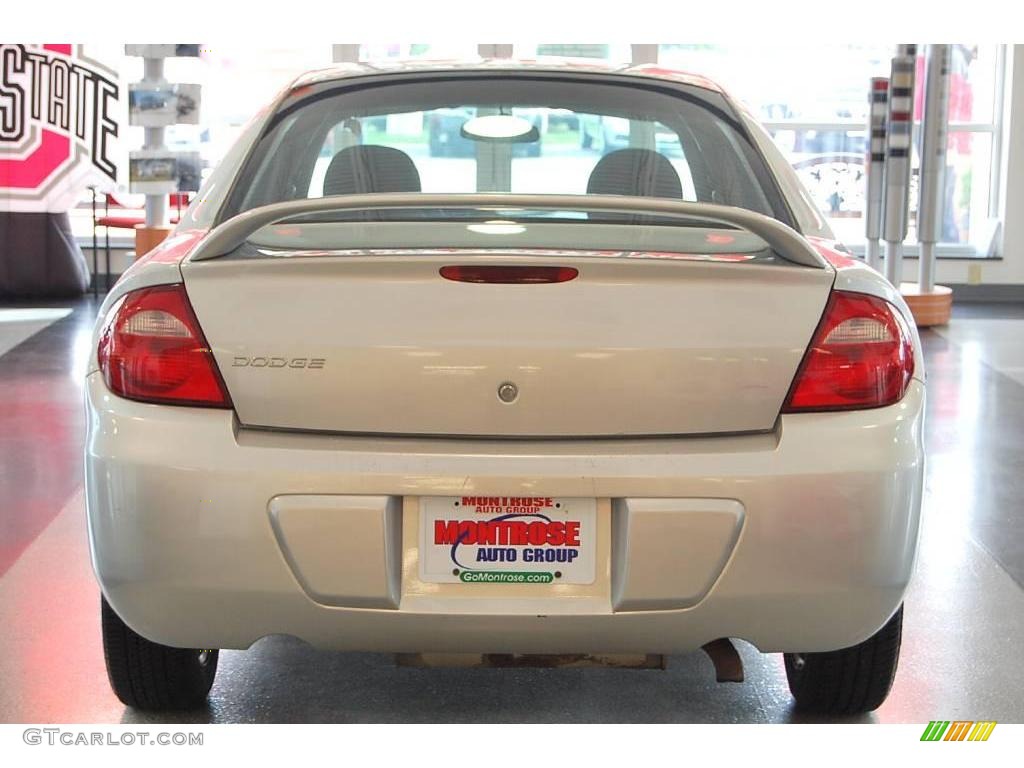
xmin=189 ymin=193 xmax=828 ymax=269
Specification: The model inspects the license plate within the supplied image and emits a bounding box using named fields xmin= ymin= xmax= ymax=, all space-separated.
xmin=419 ymin=496 xmax=597 ymax=585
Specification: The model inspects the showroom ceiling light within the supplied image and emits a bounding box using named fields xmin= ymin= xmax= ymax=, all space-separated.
xmin=460 ymin=114 xmax=539 ymax=142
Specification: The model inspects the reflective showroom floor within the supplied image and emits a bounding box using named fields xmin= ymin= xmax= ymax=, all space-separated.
xmin=1 ymin=297 xmax=1022 ymax=724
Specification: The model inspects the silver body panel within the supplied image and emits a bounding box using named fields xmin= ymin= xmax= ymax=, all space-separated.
xmin=86 ymin=375 xmax=924 ymax=653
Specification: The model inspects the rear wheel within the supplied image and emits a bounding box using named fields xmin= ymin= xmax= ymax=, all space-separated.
xmin=101 ymin=596 xmax=218 ymax=710
xmin=784 ymin=605 xmax=903 ymax=715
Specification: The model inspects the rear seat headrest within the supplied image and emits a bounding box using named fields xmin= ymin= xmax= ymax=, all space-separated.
xmin=586 ymin=148 xmax=682 ymax=199
xmin=323 ymin=145 xmax=422 ymax=196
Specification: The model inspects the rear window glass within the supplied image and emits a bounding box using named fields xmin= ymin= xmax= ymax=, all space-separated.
xmin=220 ymin=75 xmax=786 ymax=225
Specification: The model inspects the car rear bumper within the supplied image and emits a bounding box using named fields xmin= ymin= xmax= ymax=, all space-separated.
xmin=85 ymin=373 xmax=925 ymax=654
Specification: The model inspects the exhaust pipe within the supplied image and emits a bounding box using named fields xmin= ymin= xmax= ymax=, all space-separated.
xmin=701 ymin=638 xmax=745 ymax=683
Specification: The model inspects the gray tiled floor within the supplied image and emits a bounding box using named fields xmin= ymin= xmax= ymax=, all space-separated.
xmin=0 ymin=308 xmax=70 ymax=358
xmin=1 ymin=301 xmax=1023 ymax=723
xmin=933 ymin=318 xmax=1024 ymax=387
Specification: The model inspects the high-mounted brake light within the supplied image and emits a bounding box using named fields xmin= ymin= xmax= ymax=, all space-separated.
xmin=97 ymin=284 xmax=231 ymax=408
xmin=783 ymin=290 xmax=914 ymax=412
xmin=440 ymin=265 xmax=578 ymax=284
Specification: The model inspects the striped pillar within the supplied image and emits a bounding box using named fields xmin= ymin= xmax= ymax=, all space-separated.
xmin=883 ymin=47 xmax=917 ymax=285
xmin=865 ymin=77 xmax=889 ymax=271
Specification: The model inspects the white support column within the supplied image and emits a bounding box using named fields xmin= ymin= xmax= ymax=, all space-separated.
xmin=474 ymin=46 xmax=512 ymax=192
xmin=478 ymin=44 xmax=513 ymax=59
xmin=627 ymin=46 xmax=659 ymax=148
xmin=630 ymin=45 xmax=658 ymax=65
xmin=332 ymin=44 xmax=360 ymax=63
xmin=917 ymin=44 xmax=951 ymax=293
xmin=142 ymin=57 xmax=167 ymax=228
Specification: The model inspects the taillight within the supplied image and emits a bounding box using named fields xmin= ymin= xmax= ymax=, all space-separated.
xmin=97 ymin=284 xmax=231 ymax=408
xmin=783 ymin=290 xmax=914 ymax=412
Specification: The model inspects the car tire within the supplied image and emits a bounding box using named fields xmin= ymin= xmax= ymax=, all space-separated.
xmin=783 ymin=604 xmax=903 ymax=715
xmin=101 ymin=596 xmax=218 ymax=711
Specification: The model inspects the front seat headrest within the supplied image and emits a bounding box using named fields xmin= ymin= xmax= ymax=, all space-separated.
xmin=322 ymin=145 xmax=422 ymax=196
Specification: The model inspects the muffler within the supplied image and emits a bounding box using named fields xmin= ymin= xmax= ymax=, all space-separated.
xmin=395 ymin=638 xmax=745 ymax=681
xmin=395 ymin=653 xmax=665 ymax=669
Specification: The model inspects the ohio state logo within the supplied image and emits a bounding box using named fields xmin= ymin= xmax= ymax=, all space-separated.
xmin=0 ymin=44 xmax=118 ymax=209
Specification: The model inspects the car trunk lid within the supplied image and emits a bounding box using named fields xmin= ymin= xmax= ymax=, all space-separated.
xmin=182 ymin=238 xmax=833 ymax=437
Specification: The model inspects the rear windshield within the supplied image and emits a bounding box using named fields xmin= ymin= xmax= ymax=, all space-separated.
xmin=219 ymin=74 xmax=788 ymax=225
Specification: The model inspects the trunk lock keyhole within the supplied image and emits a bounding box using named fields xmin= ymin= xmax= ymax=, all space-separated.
xmin=497 ymin=381 xmax=519 ymax=404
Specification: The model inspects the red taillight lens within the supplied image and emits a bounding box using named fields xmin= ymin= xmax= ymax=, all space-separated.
xmin=783 ymin=290 xmax=914 ymax=412
xmin=97 ymin=284 xmax=231 ymax=408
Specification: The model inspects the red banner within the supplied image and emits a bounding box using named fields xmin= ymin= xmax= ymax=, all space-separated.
xmin=0 ymin=44 xmax=119 ymax=212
